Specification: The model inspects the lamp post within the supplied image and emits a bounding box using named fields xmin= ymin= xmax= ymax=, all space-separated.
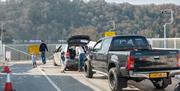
xmin=162 ymin=9 xmax=174 ymax=48
xmin=112 ymin=20 xmax=116 ymax=31
xmin=110 ymin=20 xmax=116 ymax=31
xmin=1 ymin=23 xmax=4 ymax=61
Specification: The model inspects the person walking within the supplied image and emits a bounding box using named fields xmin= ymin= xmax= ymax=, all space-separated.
xmin=39 ymin=40 xmax=48 ymax=64
xmin=76 ymin=46 xmax=85 ymax=72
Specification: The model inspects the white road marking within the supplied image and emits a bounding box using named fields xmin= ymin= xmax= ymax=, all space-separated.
xmin=37 ymin=67 xmax=62 ymax=91
xmin=80 ymin=73 xmax=105 ymax=91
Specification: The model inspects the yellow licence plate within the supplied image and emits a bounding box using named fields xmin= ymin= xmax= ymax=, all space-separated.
xmin=149 ymin=72 xmax=168 ymax=78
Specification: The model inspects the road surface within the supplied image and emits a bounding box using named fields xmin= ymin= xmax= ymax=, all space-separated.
xmin=0 ymin=60 xmax=180 ymax=91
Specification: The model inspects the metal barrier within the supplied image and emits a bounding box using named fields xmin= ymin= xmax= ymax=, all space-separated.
xmin=1 ymin=38 xmax=180 ymax=61
xmin=4 ymin=44 xmax=59 ymax=61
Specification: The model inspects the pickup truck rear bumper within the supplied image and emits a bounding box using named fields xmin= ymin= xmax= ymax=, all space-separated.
xmin=129 ymin=70 xmax=180 ymax=79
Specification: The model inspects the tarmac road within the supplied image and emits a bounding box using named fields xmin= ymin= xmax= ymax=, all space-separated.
xmin=0 ymin=60 xmax=179 ymax=91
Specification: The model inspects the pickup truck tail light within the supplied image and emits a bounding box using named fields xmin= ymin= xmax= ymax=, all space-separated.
xmin=65 ymin=51 xmax=70 ymax=58
xmin=177 ymin=53 xmax=180 ymax=67
xmin=127 ymin=56 xmax=134 ymax=70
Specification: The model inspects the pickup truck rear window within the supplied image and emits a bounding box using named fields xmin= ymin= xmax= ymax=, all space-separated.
xmin=109 ymin=36 xmax=150 ymax=51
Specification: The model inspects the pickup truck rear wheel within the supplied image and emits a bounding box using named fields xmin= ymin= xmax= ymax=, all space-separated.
xmin=151 ymin=78 xmax=170 ymax=89
xmin=108 ymin=67 xmax=127 ymax=91
xmin=84 ymin=61 xmax=93 ymax=78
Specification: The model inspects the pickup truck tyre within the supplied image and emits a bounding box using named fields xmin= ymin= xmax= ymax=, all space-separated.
xmin=151 ymin=78 xmax=169 ymax=89
xmin=84 ymin=61 xmax=93 ymax=78
xmin=108 ymin=67 xmax=127 ymax=91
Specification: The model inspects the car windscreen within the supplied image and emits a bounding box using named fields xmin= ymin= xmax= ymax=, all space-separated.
xmin=109 ymin=36 xmax=150 ymax=51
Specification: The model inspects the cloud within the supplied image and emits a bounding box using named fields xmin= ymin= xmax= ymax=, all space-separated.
xmin=106 ymin=0 xmax=180 ymax=5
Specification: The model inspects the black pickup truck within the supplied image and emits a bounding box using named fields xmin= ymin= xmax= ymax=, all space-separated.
xmin=84 ymin=35 xmax=180 ymax=91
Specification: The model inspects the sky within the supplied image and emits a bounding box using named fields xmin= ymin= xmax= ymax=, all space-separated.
xmin=106 ymin=0 xmax=180 ymax=5
xmin=1 ymin=0 xmax=180 ymax=5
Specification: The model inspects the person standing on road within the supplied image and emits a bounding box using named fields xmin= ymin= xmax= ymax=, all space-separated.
xmin=76 ymin=46 xmax=85 ymax=72
xmin=39 ymin=40 xmax=48 ymax=64
xmin=60 ymin=51 xmax=66 ymax=73
xmin=31 ymin=52 xmax=37 ymax=68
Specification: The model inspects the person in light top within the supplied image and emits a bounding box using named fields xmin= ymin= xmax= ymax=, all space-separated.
xmin=76 ymin=46 xmax=85 ymax=72
xmin=31 ymin=52 xmax=37 ymax=68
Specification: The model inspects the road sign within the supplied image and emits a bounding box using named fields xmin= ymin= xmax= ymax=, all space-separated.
xmin=28 ymin=44 xmax=40 ymax=55
xmin=104 ymin=31 xmax=116 ymax=37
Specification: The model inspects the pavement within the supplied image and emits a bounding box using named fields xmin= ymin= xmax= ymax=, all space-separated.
xmin=0 ymin=60 xmax=180 ymax=91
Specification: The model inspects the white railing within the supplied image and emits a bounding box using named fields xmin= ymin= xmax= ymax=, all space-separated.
xmin=147 ymin=38 xmax=180 ymax=49
xmin=4 ymin=44 xmax=58 ymax=61
xmin=1 ymin=38 xmax=180 ymax=61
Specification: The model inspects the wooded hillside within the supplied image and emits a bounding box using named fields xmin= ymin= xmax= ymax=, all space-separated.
xmin=0 ymin=0 xmax=179 ymax=43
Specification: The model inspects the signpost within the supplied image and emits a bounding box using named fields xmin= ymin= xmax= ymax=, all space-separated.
xmin=0 ymin=41 xmax=2 ymax=55
xmin=104 ymin=31 xmax=116 ymax=37
xmin=103 ymin=20 xmax=116 ymax=37
xmin=28 ymin=44 xmax=40 ymax=55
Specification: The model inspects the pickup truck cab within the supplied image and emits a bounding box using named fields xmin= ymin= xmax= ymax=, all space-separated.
xmin=84 ymin=35 xmax=180 ymax=91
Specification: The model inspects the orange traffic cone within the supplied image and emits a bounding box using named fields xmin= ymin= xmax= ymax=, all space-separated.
xmin=4 ymin=73 xmax=14 ymax=91
xmin=2 ymin=66 xmax=11 ymax=73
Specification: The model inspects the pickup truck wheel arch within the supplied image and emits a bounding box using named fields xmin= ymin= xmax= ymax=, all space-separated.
xmin=108 ymin=62 xmax=129 ymax=77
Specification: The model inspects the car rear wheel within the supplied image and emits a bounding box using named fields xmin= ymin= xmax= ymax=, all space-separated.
xmin=54 ymin=62 xmax=58 ymax=66
xmin=53 ymin=59 xmax=58 ymax=66
xmin=108 ymin=67 xmax=127 ymax=91
xmin=151 ymin=78 xmax=170 ymax=89
xmin=84 ymin=61 xmax=93 ymax=78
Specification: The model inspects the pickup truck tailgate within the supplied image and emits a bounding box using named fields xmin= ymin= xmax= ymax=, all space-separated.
xmin=132 ymin=50 xmax=180 ymax=72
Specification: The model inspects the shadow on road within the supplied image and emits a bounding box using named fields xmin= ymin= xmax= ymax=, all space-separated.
xmin=10 ymin=63 xmax=33 ymax=73
xmin=1 ymin=74 xmax=94 ymax=91
xmin=3 ymin=63 xmax=94 ymax=91
xmin=129 ymin=79 xmax=179 ymax=91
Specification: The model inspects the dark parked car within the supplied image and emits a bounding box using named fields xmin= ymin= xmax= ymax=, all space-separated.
xmin=84 ymin=35 xmax=180 ymax=91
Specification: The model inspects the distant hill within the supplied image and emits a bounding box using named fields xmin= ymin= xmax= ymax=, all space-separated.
xmin=0 ymin=0 xmax=179 ymax=43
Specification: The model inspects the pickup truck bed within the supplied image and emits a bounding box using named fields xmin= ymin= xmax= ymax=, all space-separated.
xmin=132 ymin=50 xmax=179 ymax=71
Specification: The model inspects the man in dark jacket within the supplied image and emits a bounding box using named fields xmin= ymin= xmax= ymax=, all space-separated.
xmin=39 ymin=40 xmax=48 ymax=64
